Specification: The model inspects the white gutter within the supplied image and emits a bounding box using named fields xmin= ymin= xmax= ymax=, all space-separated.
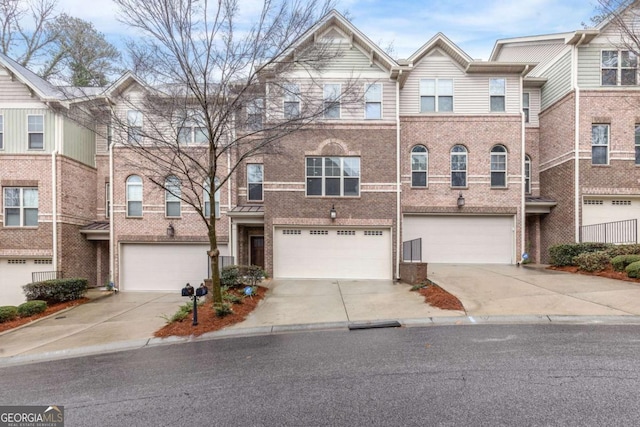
xmin=395 ymin=77 xmax=401 ymax=280
xmin=573 ymin=34 xmax=586 ymax=242
xmin=520 ymin=75 xmax=526 ymax=263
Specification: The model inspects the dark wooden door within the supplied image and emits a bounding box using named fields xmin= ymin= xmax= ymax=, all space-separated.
xmin=250 ymin=236 xmax=265 ymax=268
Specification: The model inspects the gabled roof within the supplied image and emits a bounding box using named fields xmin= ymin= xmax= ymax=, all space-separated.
xmin=406 ymin=33 xmax=473 ymax=69
xmin=103 ymin=71 xmax=149 ymax=97
xmin=276 ymin=9 xmax=399 ymax=74
xmin=0 ymin=51 xmax=64 ymax=101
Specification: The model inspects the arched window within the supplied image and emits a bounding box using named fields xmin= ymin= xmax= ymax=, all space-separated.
xmin=126 ymin=175 xmax=142 ymax=217
xmin=525 ymin=154 xmax=532 ymax=194
xmin=165 ymin=175 xmax=181 ymax=217
xmin=411 ymin=145 xmax=428 ymax=187
xmin=204 ymin=178 xmax=221 ymax=218
xmin=450 ymin=145 xmax=467 ymax=187
xmin=490 ymin=145 xmax=507 ymax=188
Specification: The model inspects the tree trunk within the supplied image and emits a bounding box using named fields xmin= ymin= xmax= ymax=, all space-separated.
xmin=208 ymin=221 xmax=223 ymax=307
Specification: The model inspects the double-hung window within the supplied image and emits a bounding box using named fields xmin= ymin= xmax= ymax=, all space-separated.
xmin=204 ymin=178 xmax=220 ymax=218
xmin=450 ymin=145 xmax=467 ymax=188
xmin=247 ymin=164 xmax=263 ymax=202
xmin=635 ymin=125 xmax=640 ymax=165
xmin=602 ymin=50 xmax=638 ymax=86
xmin=365 ymin=83 xmax=382 ymax=119
xmin=3 ymin=187 xmax=38 ymax=227
xmin=177 ymin=109 xmax=207 ymax=144
xmin=127 ymin=110 xmax=143 ymax=143
xmin=591 ymin=124 xmax=609 ymax=165
xmin=490 ymin=78 xmax=506 ymax=112
xmin=283 ymin=84 xmax=301 ymax=119
xmin=411 ymin=145 xmax=428 ymax=187
xmin=105 ymin=183 xmax=110 ymax=218
xmin=522 ymin=93 xmax=530 ymax=123
xmin=126 ymin=175 xmax=143 ymax=217
xmin=0 ymin=115 xmax=4 ymax=149
xmin=28 ymin=115 xmax=44 ymax=149
xmin=247 ymin=98 xmax=263 ymax=130
xmin=420 ymin=79 xmax=453 ymax=112
xmin=525 ymin=155 xmax=532 ymax=194
xmin=306 ymin=157 xmax=360 ymax=197
xmin=490 ymin=145 xmax=507 ymax=188
xmin=323 ymin=84 xmax=341 ymax=119
xmin=165 ymin=176 xmax=181 ymax=217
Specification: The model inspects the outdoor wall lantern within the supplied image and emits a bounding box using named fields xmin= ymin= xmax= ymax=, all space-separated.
xmin=457 ymin=192 xmax=465 ymax=208
xmin=330 ymin=204 xmax=337 ymax=220
xmin=167 ymin=223 xmax=175 ymax=238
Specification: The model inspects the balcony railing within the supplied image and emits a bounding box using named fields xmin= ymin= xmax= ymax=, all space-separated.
xmin=579 ymin=219 xmax=637 ymax=244
xmin=32 ymin=271 xmax=63 ymax=283
xmin=402 ymin=238 xmax=422 ymax=262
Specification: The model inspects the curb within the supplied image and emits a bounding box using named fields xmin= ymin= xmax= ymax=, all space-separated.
xmin=5 ymin=314 xmax=640 ymax=367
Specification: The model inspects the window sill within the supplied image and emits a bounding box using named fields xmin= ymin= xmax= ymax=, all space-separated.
xmin=125 ymin=216 xmax=144 ymax=219
xmin=165 ymin=216 xmax=182 ymax=220
xmin=2 ymin=226 xmax=39 ymax=229
xmin=590 ymin=164 xmax=611 ymax=167
xmin=410 ymin=186 xmax=429 ymax=189
xmin=490 ymin=187 xmax=509 ymax=190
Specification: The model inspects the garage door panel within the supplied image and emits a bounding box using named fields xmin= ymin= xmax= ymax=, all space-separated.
xmin=274 ymin=228 xmax=391 ymax=279
xmin=121 ymin=244 xmax=227 ymax=291
xmin=0 ymin=259 xmax=53 ymax=306
xmin=582 ymin=197 xmax=640 ymax=226
xmin=403 ymin=216 xmax=514 ymax=264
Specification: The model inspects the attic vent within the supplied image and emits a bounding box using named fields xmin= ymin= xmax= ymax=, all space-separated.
xmin=612 ymin=200 xmax=632 ymax=206
xmin=8 ymin=259 xmax=27 ymax=264
xmin=584 ymin=200 xmax=603 ymax=205
xmin=282 ymin=229 xmax=301 ymax=235
xmin=364 ymin=230 xmax=383 ymax=236
xmin=310 ymin=230 xmax=328 ymax=235
xmin=337 ymin=230 xmax=356 ymax=236
xmin=34 ymin=259 xmax=53 ymax=264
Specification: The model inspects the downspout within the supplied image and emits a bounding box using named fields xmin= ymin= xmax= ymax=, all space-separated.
xmin=395 ymin=75 xmax=402 ymax=280
xmin=51 ymin=149 xmax=58 ymax=270
xmin=520 ymin=66 xmax=529 ymax=263
xmin=573 ymin=34 xmax=586 ymax=242
xmin=109 ymin=136 xmax=115 ymax=290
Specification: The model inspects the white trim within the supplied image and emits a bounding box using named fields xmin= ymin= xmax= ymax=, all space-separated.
xmin=247 ymin=164 xmax=264 ymax=202
xmin=364 ymin=82 xmax=383 ymax=120
xmin=27 ymin=114 xmax=44 ymax=150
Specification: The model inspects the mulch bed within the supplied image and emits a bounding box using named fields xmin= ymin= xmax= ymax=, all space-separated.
xmin=549 ymin=265 xmax=640 ymax=283
xmin=417 ymin=284 xmax=465 ymax=311
xmin=154 ymin=286 xmax=267 ymax=338
xmin=0 ymin=298 xmax=90 ymax=334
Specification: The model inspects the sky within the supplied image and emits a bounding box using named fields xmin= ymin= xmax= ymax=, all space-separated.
xmin=54 ymin=0 xmax=598 ymax=61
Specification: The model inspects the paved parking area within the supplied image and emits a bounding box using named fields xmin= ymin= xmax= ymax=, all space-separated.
xmin=427 ymin=264 xmax=640 ymax=316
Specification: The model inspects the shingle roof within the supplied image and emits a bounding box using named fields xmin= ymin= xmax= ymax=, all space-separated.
xmin=80 ymin=221 xmax=110 ymax=231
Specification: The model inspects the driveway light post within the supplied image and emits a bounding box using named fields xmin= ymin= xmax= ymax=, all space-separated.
xmin=181 ymin=283 xmax=208 ymax=326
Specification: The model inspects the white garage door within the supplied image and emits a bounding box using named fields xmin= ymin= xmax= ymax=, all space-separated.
xmin=273 ymin=227 xmax=392 ymax=279
xmin=0 ymin=258 xmax=54 ymax=306
xmin=582 ymin=197 xmax=640 ymax=243
xmin=120 ymin=244 xmax=228 ymax=291
xmin=403 ymin=215 xmax=514 ymax=264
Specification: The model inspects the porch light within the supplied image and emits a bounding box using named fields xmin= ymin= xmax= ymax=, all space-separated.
xmin=457 ymin=192 xmax=465 ymax=208
xmin=330 ymin=204 xmax=337 ymax=220
xmin=167 ymin=223 xmax=175 ymax=238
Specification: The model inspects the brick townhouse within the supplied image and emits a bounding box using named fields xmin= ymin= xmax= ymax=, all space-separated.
xmin=2 ymin=8 xmax=639 ymax=304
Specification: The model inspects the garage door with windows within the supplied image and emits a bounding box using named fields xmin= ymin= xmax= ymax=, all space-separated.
xmin=1 ymin=258 xmax=53 ymax=306
xmin=403 ymin=215 xmax=514 ymax=264
xmin=120 ymin=243 xmax=228 ymax=291
xmin=273 ymin=227 xmax=392 ymax=279
xmin=582 ymin=197 xmax=640 ymax=243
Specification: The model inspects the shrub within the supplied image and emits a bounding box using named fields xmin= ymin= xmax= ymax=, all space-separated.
xmin=220 ymin=266 xmax=240 ymax=287
xmin=573 ymin=251 xmax=611 ymax=272
xmin=214 ymin=303 xmax=233 ymax=317
xmin=549 ymin=243 xmax=612 ymax=266
xmin=17 ymin=300 xmax=47 ymax=317
xmin=626 ymin=260 xmax=640 ymax=278
xmin=606 ymin=244 xmax=640 ymax=258
xmin=243 ymin=265 xmax=265 ymax=286
xmin=611 ymin=254 xmax=640 ymax=272
xmin=222 ymin=287 xmax=244 ymax=304
xmin=0 ymin=306 xmax=18 ymax=323
xmin=163 ymin=301 xmax=195 ymax=324
xmin=22 ymin=278 xmax=88 ymax=303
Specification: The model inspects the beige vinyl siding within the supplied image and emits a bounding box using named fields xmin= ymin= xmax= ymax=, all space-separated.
xmin=0 ymin=69 xmax=39 ymax=103
xmin=577 ymin=45 xmax=611 ymax=89
xmin=62 ymin=117 xmax=96 ymax=167
xmin=525 ymin=89 xmax=541 ymax=127
xmin=495 ymin=42 xmax=568 ymax=78
xmin=0 ymin=109 xmax=54 ymax=153
xmin=541 ymin=51 xmax=572 ymax=110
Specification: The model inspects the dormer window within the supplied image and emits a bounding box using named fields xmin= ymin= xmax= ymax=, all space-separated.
xmin=602 ymin=50 xmax=637 ymax=86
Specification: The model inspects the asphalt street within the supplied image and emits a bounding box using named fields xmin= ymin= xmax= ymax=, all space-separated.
xmin=2 ymin=324 xmax=640 ymax=426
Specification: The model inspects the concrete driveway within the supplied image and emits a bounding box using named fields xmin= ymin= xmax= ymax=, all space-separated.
xmin=427 ymin=264 xmax=640 ymax=316
xmin=229 ymin=279 xmax=462 ymax=329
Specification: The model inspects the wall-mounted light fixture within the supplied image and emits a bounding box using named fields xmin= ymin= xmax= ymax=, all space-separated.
xmin=330 ymin=204 xmax=337 ymax=220
xmin=167 ymin=223 xmax=175 ymax=238
xmin=457 ymin=192 xmax=465 ymax=208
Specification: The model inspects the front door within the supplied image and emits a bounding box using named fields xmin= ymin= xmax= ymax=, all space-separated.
xmin=250 ymin=236 xmax=265 ymax=269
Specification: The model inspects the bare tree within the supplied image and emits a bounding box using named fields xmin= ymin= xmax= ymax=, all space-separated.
xmin=108 ymin=0 xmax=364 ymax=307
xmin=590 ymin=0 xmax=640 ymax=56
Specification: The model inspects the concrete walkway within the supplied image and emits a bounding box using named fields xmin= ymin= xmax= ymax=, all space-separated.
xmin=428 ymin=264 xmax=640 ymax=316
